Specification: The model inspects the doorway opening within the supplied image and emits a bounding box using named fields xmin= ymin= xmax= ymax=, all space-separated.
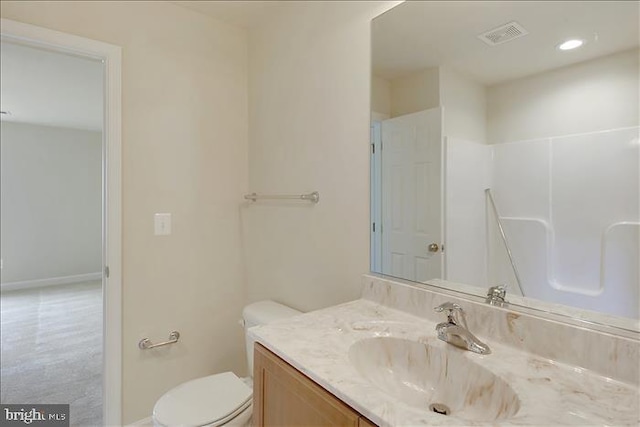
xmin=0 ymin=39 xmax=104 ymax=426
xmin=0 ymin=18 xmax=122 ymax=426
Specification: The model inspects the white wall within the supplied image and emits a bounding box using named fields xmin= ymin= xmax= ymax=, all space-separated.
xmin=246 ymin=1 xmax=401 ymax=313
xmin=0 ymin=122 xmax=102 ymax=285
xmin=487 ymin=48 xmax=640 ymax=143
xmin=0 ymin=2 xmax=248 ymax=423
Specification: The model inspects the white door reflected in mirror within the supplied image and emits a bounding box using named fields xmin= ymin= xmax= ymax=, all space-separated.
xmin=374 ymin=109 xmax=443 ymax=282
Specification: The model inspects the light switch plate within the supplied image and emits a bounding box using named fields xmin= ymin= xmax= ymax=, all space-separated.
xmin=154 ymin=213 xmax=172 ymax=235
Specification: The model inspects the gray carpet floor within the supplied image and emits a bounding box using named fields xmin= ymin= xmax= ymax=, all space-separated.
xmin=1 ymin=281 xmax=103 ymax=426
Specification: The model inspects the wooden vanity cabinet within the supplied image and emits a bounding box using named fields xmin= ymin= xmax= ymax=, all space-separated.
xmin=253 ymin=343 xmax=377 ymax=427
xmin=357 ymin=417 xmax=378 ymax=427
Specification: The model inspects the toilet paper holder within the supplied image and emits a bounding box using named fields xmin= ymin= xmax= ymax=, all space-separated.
xmin=139 ymin=331 xmax=180 ymax=350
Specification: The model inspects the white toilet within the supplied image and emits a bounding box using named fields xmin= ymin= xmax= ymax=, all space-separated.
xmin=152 ymin=300 xmax=302 ymax=427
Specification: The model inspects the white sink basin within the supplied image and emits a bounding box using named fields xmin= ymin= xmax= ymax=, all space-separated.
xmin=348 ymin=337 xmax=521 ymax=421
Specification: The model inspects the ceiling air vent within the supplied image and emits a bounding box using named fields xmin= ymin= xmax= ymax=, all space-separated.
xmin=477 ymin=21 xmax=529 ymax=46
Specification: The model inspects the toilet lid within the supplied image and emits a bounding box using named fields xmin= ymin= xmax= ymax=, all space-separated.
xmin=153 ymin=372 xmax=252 ymax=427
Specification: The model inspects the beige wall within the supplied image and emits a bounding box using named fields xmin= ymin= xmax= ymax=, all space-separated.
xmin=0 ymin=1 xmax=248 ymax=423
xmin=439 ymin=66 xmax=486 ymax=144
xmin=374 ymin=65 xmax=486 ymax=142
xmin=371 ymin=75 xmax=391 ymax=116
xmin=245 ymin=1 xmax=400 ymax=313
xmin=487 ymin=48 xmax=640 ymax=143
xmin=390 ymin=67 xmax=440 ymax=117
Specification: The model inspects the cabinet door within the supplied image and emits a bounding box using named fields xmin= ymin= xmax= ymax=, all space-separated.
xmin=359 ymin=417 xmax=378 ymax=427
xmin=253 ymin=343 xmax=361 ymax=427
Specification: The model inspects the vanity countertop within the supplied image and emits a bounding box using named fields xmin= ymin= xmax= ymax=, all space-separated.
xmin=249 ymin=299 xmax=639 ymax=427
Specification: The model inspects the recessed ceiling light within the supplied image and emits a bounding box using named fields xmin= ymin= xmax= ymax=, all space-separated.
xmin=558 ymin=39 xmax=584 ymax=51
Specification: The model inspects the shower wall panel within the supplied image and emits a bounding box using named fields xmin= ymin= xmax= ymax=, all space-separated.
xmin=489 ymin=127 xmax=639 ymax=317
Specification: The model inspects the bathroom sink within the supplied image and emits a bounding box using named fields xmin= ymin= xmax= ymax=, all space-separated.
xmin=348 ymin=337 xmax=520 ymax=421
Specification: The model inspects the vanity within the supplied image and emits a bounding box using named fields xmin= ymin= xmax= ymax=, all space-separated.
xmin=250 ymin=274 xmax=639 ymax=426
xmin=253 ymin=344 xmax=375 ymax=426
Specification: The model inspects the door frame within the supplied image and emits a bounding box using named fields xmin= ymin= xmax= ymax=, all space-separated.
xmin=0 ymin=18 xmax=122 ymax=426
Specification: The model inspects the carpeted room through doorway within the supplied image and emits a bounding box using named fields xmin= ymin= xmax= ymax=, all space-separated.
xmin=0 ymin=280 xmax=103 ymax=426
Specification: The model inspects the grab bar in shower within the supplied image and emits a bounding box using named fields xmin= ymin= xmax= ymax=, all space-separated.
xmin=138 ymin=331 xmax=180 ymax=350
xmin=485 ymin=188 xmax=525 ymax=297
xmin=244 ymin=191 xmax=320 ymax=204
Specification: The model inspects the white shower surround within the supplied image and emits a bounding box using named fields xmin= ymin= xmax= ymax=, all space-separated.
xmin=445 ymin=126 xmax=639 ymax=319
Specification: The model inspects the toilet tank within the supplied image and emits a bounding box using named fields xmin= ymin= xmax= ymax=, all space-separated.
xmin=242 ymin=300 xmax=301 ymax=377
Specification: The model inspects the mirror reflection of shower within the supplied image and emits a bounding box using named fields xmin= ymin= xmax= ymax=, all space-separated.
xmin=372 ymin=1 xmax=639 ymax=322
xmin=447 ymin=128 xmax=639 ymax=319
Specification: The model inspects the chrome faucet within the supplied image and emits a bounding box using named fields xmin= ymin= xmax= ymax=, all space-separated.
xmin=434 ymin=302 xmax=491 ymax=355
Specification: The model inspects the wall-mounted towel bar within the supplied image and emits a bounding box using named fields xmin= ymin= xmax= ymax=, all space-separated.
xmin=244 ymin=191 xmax=320 ymax=204
xmin=138 ymin=331 xmax=180 ymax=350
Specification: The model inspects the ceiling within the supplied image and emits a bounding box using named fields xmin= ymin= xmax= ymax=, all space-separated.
xmin=1 ymin=41 xmax=103 ymax=131
xmin=2 ymin=1 xmax=635 ymax=129
xmin=373 ymin=1 xmax=640 ymax=85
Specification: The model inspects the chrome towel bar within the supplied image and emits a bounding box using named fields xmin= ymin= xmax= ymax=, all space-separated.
xmin=244 ymin=191 xmax=319 ymax=204
xmin=138 ymin=331 xmax=180 ymax=350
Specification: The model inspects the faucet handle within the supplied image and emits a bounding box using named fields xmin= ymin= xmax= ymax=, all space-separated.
xmin=434 ymin=302 xmax=462 ymax=313
xmin=434 ymin=302 xmax=467 ymax=327
xmin=486 ymin=285 xmax=507 ymax=306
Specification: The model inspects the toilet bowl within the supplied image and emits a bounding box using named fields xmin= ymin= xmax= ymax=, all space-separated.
xmin=153 ymin=372 xmax=252 ymax=427
xmin=152 ymin=300 xmax=301 ymax=427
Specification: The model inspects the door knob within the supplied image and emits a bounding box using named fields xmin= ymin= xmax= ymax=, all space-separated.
xmin=428 ymin=243 xmax=439 ymax=253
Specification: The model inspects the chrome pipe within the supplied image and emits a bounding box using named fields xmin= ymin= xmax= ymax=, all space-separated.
xmin=485 ymin=188 xmax=525 ymax=297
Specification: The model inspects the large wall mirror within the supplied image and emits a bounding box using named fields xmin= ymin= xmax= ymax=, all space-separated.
xmin=370 ymin=1 xmax=639 ymax=331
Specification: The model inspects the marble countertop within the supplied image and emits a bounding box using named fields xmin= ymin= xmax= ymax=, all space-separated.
xmin=249 ymin=299 xmax=639 ymax=427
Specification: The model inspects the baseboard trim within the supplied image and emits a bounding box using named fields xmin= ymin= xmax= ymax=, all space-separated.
xmin=1 ymin=272 xmax=102 ymax=291
xmin=126 ymin=416 xmax=152 ymax=426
